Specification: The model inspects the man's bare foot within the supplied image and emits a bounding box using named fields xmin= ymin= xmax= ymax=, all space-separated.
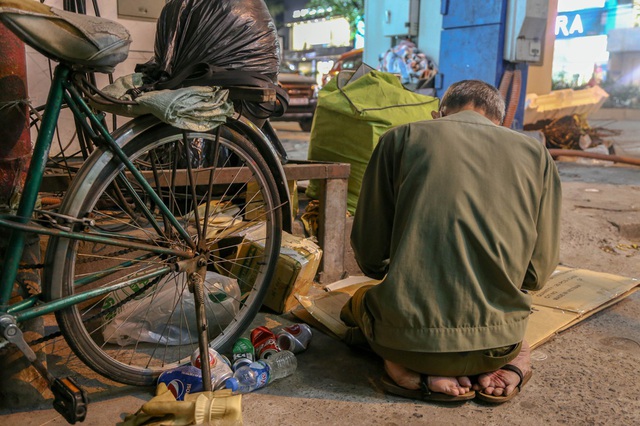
xmin=473 ymin=341 xmax=532 ymax=397
xmin=384 ymin=360 xmax=472 ymax=396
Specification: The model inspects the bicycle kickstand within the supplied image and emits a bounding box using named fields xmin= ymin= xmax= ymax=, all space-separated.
xmin=0 ymin=315 xmax=89 ymax=424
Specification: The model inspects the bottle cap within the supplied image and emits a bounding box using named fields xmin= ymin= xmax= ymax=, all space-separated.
xmin=224 ymin=377 xmax=239 ymax=392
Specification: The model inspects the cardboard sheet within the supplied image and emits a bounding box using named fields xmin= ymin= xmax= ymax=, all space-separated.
xmin=294 ymin=267 xmax=639 ymax=349
xmin=525 ymin=267 xmax=639 ymax=348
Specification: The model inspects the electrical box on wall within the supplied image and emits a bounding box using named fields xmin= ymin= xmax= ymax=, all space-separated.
xmin=504 ymin=0 xmax=548 ymax=64
xmin=117 ymin=0 xmax=166 ymax=22
xmin=382 ymin=0 xmax=419 ymax=37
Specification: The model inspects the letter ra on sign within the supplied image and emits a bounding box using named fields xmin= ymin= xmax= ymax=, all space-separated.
xmin=555 ymin=14 xmax=584 ymax=37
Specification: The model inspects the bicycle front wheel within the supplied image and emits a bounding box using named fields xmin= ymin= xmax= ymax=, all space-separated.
xmin=45 ymin=121 xmax=283 ymax=386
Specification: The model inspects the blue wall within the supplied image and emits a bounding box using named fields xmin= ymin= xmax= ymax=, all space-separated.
xmin=364 ymin=0 xmax=531 ymax=129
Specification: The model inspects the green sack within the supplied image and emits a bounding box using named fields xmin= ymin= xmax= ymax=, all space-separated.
xmin=306 ymin=70 xmax=439 ymax=215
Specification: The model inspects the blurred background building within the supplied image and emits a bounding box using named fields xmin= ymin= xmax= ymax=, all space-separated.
xmin=275 ymin=0 xmax=364 ymax=83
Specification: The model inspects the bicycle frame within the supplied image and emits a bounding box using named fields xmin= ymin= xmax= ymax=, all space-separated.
xmin=0 ymin=63 xmax=194 ymax=320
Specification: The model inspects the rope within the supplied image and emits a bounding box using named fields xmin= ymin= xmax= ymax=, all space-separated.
xmin=0 ymin=99 xmax=30 ymax=112
xmin=0 ymin=98 xmax=44 ymax=124
xmin=498 ymin=69 xmax=522 ymax=129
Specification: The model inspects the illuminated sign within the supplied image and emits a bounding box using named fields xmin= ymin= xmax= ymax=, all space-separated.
xmin=557 ymin=0 xmax=605 ymax=13
xmin=291 ymin=18 xmax=350 ymax=50
xmin=556 ymin=14 xmax=584 ymax=36
xmin=555 ymin=8 xmax=605 ymax=39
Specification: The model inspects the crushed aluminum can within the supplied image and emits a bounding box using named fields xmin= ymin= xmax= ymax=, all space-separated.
xmin=190 ymin=347 xmax=233 ymax=390
xmin=190 ymin=347 xmax=217 ymax=369
xmin=158 ymin=364 xmax=207 ymax=401
xmin=210 ymin=350 xmax=233 ymax=390
xmin=232 ymin=337 xmax=255 ymax=371
xmin=250 ymin=326 xmax=280 ymax=359
xmin=275 ymin=323 xmax=312 ymax=354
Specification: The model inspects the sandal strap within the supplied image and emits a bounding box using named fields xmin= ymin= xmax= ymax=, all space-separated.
xmin=419 ymin=375 xmax=432 ymax=396
xmin=501 ymin=364 xmax=524 ymax=391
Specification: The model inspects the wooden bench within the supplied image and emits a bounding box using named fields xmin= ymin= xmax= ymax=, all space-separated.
xmin=41 ymin=160 xmax=351 ymax=283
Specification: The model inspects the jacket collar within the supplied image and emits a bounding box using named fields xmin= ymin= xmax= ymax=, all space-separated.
xmin=444 ymin=109 xmax=497 ymax=126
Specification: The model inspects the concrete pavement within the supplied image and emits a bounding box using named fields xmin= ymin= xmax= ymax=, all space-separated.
xmin=0 ymin=117 xmax=639 ymax=425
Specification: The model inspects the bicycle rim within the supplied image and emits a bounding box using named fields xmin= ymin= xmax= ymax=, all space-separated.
xmin=45 ymin=123 xmax=282 ymax=386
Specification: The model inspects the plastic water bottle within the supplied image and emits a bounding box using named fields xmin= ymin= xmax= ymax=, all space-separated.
xmin=261 ymin=350 xmax=297 ymax=382
xmin=224 ymin=350 xmax=297 ymax=394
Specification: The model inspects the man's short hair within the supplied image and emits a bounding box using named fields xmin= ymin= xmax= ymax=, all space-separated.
xmin=440 ymin=80 xmax=506 ymax=124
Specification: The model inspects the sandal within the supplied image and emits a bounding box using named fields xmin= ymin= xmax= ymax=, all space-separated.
xmin=476 ymin=364 xmax=533 ymax=404
xmin=381 ymin=373 xmax=475 ymax=402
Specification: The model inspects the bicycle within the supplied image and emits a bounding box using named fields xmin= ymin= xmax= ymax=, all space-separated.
xmin=0 ymin=1 xmax=291 ymax=422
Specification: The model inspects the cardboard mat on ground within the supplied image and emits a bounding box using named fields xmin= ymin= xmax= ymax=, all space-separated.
xmin=293 ymin=267 xmax=639 ymax=349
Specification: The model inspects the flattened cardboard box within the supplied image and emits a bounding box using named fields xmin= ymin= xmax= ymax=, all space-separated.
xmin=525 ymin=267 xmax=639 ymax=348
xmin=232 ymin=228 xmax=322 ymax=314
xmin=295 ymin=267 xmax=639 ymax=349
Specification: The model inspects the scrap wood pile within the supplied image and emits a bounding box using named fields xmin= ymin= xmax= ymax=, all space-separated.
xmin=524 ymin=114 xmax=622 ymax=150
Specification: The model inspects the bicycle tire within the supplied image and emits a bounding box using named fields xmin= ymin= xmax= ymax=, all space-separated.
xmin=45 ymin=120 xmax=283 ymax=386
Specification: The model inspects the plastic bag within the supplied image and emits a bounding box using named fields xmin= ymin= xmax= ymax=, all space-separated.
xmin=103 ymin=271 xmax=241 ymax=346
xmin=378 ymin=40 xmax=437 ymax=85
xmin=140 ymin=0 xmax=280 ymax=83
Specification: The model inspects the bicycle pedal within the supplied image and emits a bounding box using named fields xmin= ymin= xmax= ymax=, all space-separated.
xmin=51 ymin=377 xmax=89 ymax=424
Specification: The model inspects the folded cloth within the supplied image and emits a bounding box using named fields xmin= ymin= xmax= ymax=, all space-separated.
xmin=119 ymin=383 xmax=243 ymax=426
xmin=300 ymin=199 xmax=320 ymax=237
xmin=93 ymin=73 xmax=234 ymax=132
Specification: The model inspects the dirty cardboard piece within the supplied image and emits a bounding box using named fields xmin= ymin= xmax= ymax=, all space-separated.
xmin=295 ymin=267 xmax=639 ymax=349
xmin=232 ymin=227 xmax=322 ymax=314
xmin=526 ymin=267 xmax=639 ymax=348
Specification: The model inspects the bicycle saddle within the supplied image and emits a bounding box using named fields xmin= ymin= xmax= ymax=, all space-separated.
xmin=0 ymin=0 xmax=130 ymax=72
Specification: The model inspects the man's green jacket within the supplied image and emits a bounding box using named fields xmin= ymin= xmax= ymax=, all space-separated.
xmin=351 ymin=110 xmax=562 ymax=353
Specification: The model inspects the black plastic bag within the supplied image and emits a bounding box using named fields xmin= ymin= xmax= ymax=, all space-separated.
xmin=141 ymin=0 xmax=280 ymax=83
